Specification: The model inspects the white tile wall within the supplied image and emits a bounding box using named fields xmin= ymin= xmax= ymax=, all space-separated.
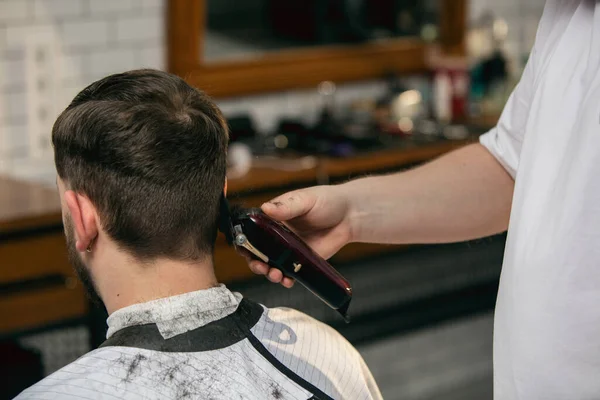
xmin=33 ymin=0 xmax=85 ymax=19
xmin=88 ymin=0 xmax=136 ymax=14
xmin=2 ymin=124 xmax=29 ymax=155
xmin=132 ymin=0 xmax=164 ymax=10
xmin=0 ymin=0 xmax=166 ymax=184
xmin=60 ymin=50 xmax=89 ymax=84
xmin=88 ymin=47 xmax=137 ymax=79
xmin=60 ymin=19 xmax=111 ymax=48
xmin=115 ymin=14 xmax=164 ymax=43
xmin=0 ymin=0 xmax=30 ymax=22
xmin=0 ymin=56 xmax=27 ymax=90
xmin=4 ymin=23 xmax=55 ymax=48
xmin=4 ymin=90 xmax=27 ymax=122
xmin=135 ymin=43 xmax=164 ymax=69
xmin=0 ymin=0 xmax=545 ymax=184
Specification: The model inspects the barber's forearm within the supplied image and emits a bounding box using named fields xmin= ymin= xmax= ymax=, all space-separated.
xmin=344 ymin=143 xmax=514 ymax=244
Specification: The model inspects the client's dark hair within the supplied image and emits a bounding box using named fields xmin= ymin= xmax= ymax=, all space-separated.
xmin=52 ymin=69 xmax=229 ymax=261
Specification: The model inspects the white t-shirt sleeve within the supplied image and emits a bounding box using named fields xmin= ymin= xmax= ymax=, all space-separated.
xmin=479 ymin=48 xmax=538 ymax=179
xmin=478 ymin=0 xmax=567 ymax=178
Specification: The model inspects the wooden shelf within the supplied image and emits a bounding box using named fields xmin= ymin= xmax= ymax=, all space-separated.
xmin=1 ymin=138 xmax=476 ymax=235
xmin=321 ymin=140 xmax=472 ymax=178
xmin=227 ymin=138 xmax=473 ymax=195
xmin=0 ymin=177 xmax=61 ymax=234
xmin=0 ymin=286 xmax=87 ymax=335
xmin=228 ymin=165 xmax=318 ymax=195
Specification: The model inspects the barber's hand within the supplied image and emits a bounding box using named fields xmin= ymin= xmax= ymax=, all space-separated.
xmin=248 ymin=185 xmax=353 ymax=288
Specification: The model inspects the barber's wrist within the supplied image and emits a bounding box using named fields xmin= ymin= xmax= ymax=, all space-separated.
xmin=335 ymin=180 xmax=364 ymax=244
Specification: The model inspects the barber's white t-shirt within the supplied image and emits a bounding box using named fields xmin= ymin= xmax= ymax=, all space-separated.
xmin=479 ymin=0 xmax=600 ymax=398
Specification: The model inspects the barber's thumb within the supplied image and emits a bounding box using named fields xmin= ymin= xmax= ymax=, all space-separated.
xmin=261 ymin=191 xmax=308 ymax=221
xmin=261 ymin=199 xmax=290 ymax=220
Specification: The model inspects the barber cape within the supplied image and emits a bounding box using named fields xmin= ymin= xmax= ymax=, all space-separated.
xmin=15 ymin=285 xmax=381 ymax=400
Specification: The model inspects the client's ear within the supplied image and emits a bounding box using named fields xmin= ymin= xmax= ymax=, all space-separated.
xmin=64 ymin=191 xmax=99 ymax=253
xmin=224 ymin=178 xmax=228 ymax=197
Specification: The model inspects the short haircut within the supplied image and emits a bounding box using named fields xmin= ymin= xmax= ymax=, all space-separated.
xmin=53 ymin=69 xmax=229 ymax=261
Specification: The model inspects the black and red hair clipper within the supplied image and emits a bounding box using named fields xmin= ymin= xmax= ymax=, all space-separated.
xmin=219 ymin=196 xmax=352 ymax=322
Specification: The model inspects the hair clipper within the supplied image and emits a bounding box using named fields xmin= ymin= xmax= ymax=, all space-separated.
xmin=219 ymin=196 xmax=352 ymax=322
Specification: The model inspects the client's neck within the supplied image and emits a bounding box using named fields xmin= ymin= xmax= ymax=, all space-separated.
xmin=93 ymin=247 xmax=219 ymax=315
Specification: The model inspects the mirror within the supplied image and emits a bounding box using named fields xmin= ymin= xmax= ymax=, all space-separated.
xmin=168 ymin=0 xmax=465 ymax=98
xmin=204 ymin=0 xmax=441 ymax=63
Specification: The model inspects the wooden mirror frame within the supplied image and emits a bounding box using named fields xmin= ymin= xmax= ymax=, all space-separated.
xmin=167 ymin=0 xmax=466 ymax=98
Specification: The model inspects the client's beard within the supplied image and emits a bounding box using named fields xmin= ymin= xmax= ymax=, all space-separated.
xmin=63 ymin=214 xmax=103 ymax=307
